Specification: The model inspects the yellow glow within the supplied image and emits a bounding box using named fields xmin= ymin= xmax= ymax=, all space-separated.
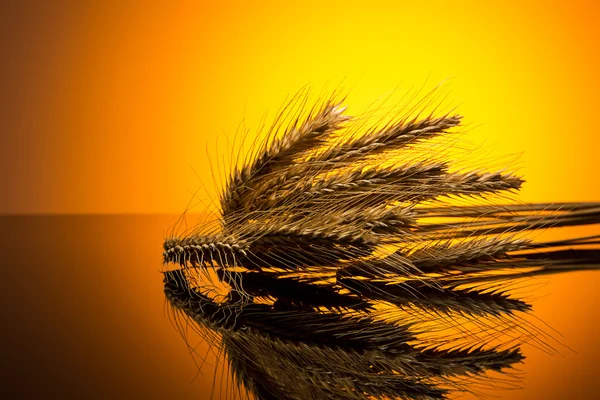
xmin=3 ymin=1 xmax=599 ymax=213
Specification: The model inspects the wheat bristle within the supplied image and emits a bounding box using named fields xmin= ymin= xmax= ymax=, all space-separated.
xmin=162 ymin=89 xmax=599 ymax=400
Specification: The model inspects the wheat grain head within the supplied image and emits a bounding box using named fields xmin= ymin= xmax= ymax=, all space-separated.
xmin=162 ymin=87 xmax=600 ymax=400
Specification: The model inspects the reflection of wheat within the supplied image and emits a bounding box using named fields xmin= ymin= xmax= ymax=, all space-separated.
xmin=163 ymin=90 xmax=600 ymax=399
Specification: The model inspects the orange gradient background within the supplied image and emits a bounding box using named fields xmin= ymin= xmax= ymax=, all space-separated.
xmin=1 ymin=1 xmax=599 ymax=399
xmin=2 ymin=0 xmax=600 ymax=214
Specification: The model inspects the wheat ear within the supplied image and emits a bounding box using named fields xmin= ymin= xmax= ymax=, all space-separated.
xmin=163 ymin=89 xmax=599 ymax=400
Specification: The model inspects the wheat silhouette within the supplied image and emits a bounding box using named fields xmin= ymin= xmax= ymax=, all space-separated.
xmin=162 ymin=89 xmax=600 ymax=399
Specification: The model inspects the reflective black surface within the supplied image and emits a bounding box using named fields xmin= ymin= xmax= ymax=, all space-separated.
xmin=2 ymin=215 xmax=599 ymax=399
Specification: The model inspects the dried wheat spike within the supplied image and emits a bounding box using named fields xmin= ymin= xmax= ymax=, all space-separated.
xmin=163 ymin=89 xmax=600 ymax=400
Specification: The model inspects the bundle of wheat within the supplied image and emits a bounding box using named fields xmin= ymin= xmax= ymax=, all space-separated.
xmin=162 ymin=89 xmax=600 ymax=399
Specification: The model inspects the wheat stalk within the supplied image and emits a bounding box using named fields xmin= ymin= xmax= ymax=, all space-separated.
xmin=163 ymin=89 xmax=600 ymax=400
